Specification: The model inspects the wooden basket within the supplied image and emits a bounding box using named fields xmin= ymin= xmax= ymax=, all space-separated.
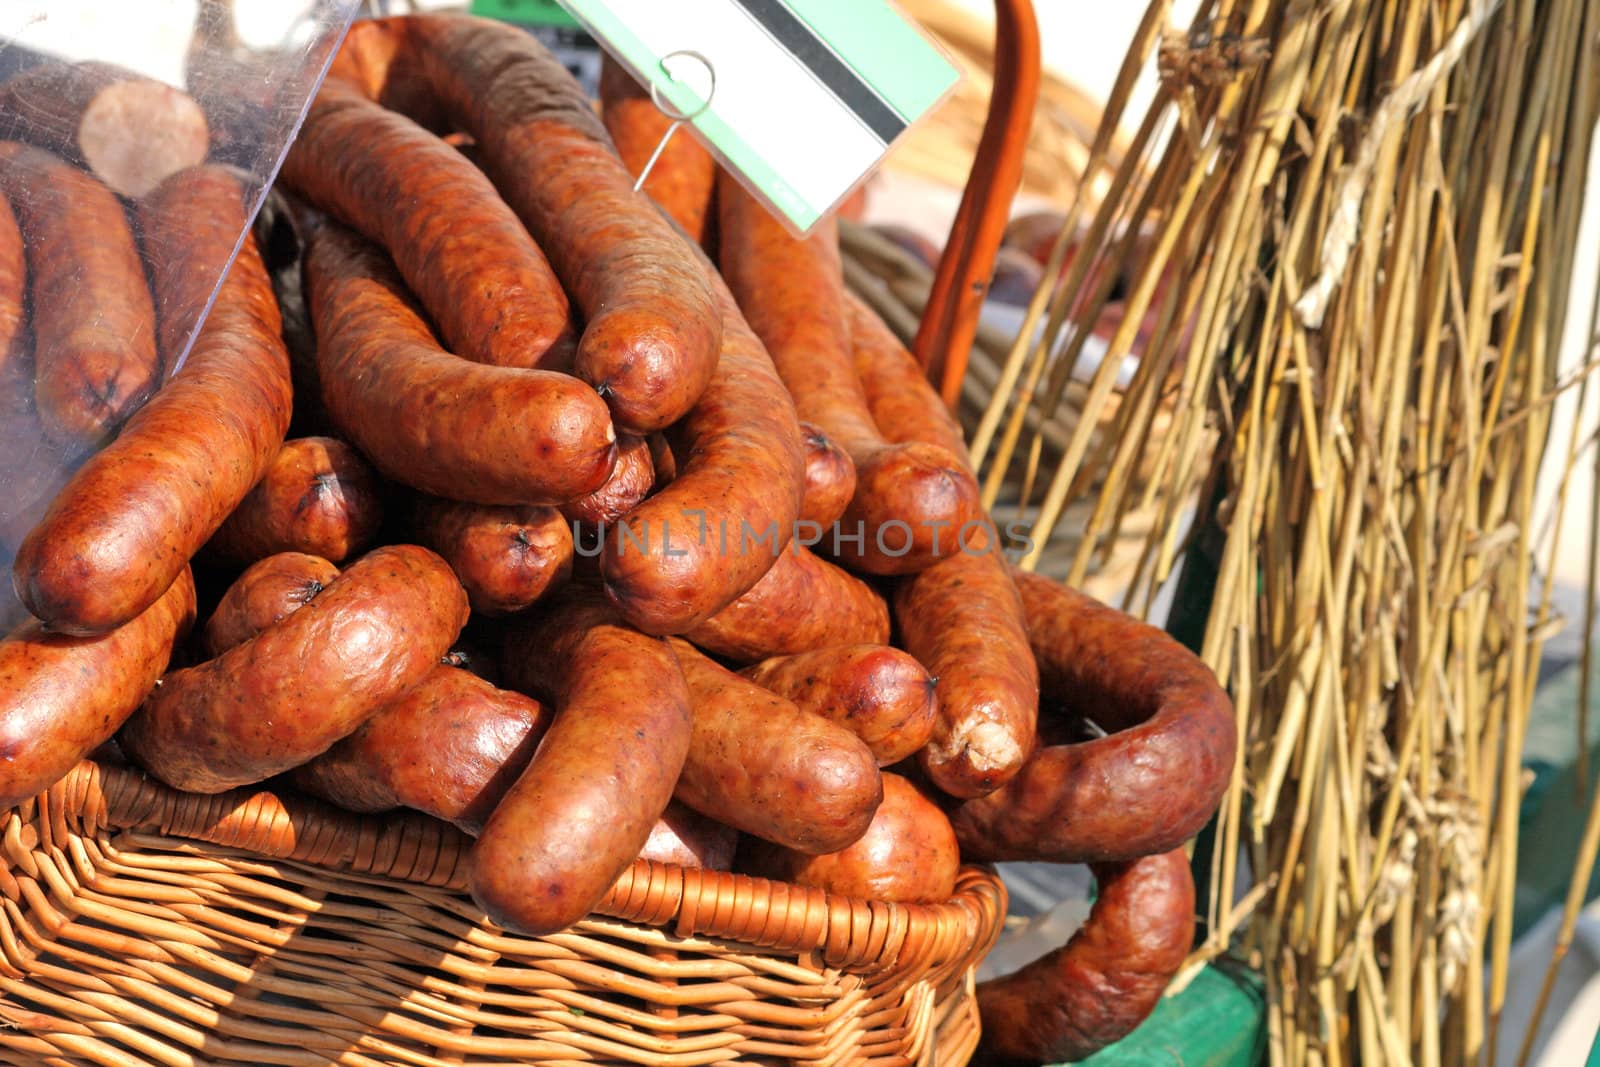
xmin=0 ymin=760 xmax=1007 ymax=1066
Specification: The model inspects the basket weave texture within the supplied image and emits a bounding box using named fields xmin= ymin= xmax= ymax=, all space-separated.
xmin=0 ymin=761 xmax=1006 ymax=1066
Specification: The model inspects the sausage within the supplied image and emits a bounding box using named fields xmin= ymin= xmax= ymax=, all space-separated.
xmin=737 ymin=773 xmax=957 ymax=903
xmin=118 ymin=544 xmax=467 ymax=793
xmin=477 ymin=590 xmax=692 ymax=935
xmin=686 ymin=546 xmax=889 ymax=663
xmin=668 ymin=639 xmax=881 ymax=853
xmin=598 ymin=278 xmax=805 ymax=635
xmin=0 ymin=142 xmax=158 ymax=446
xmin=639 ymin=801 xmax=737 ymax=871
xmin=203 ymin=436 xmax=384 ymax=567
xmin=411 ymin=496 xmax=572 ymax=616
xmin=846 ymin=294 xmax=1038 ymax=798
xmin=0 ymin=60 xmax=209 ymax=198
xmin=279 ymin=78 xmax=575 ymax=370
xmin=949 ymin=570 xmax=1237 ymax=863
xmin=13 ymin=166 xmax=294 ymax=635
xmin=559 ymin=434 xmax=656 ymax=527
xmin=798 ymin=422 xmax=857 ymax=528
xmin=303 ymin=221 xmax=619 ymax=505
xmin=0 ymin=568 xmax=196 ymax=809
xmin=598 ymin=56 xmax=716 ymax=244
xmin=293 ymin=665 xmax=551 ymax=836
xmin=201 ymin=552 xmax=339 ymax=658
xmin=895 ymin=529 xmax=1038 ymax=799
xmin=845 ymin=291 xmax=971 ymax=460
xmin=718 ymin=181 xmax=981 ymax=575
xmin=974 ymin=849 xmax=1195 ymax=1063
xmin=345 ymin=15 xmax=721 ymax=434
xmin=740 ymin=644 xmax=937 ymax=766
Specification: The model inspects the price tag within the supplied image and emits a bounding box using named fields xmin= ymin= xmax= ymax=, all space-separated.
xmin=553 ymin=0 xmax=961 ymax=235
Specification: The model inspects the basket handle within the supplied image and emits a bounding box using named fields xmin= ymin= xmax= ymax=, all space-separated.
xmin=913 ymin=0 xmax=1041 ymax=409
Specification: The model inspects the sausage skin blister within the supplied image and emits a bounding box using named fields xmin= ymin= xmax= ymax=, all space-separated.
xmin=950 ymin=569 xmax=1237 ymax=863
xmin=0 ymin=568 xmax=196 ymax=808
xmin=119 ymin=544 xmax=467 ymax=793
xmin=480 ymin=591 xmax=692 ymax=935
xmin=668 ymin=639 xmax=881 ymax=854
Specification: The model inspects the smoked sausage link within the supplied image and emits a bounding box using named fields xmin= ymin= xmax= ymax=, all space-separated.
xmin=950 ymin=570 xmax=1237 ymax=863
xmin=896 ymin=527 xmax=1039 ymax=799
xmin=598 ymin=278 xmax=805 ymax=635
xmin=639 ymin=801 xmax=738 ymax=871
xmin=479 ymin=591 xmax=692 ymax=935
xmin=0 ymin=568 xmax=196 ymax=808
xmin=118 ymin=545 xmax=467 ymax=793
xmin=686 ymin=546 xmax=889 ymax=663
xmin=0 ymin=190 xmax=22 ymax=386
xmin=411 ymin=496 xmax=573 ymax=616
xmin=348 ymin=15 xmax=721 ymax=434
xmin=560 ymin=434 xmax=657 ymax=527
xmin=14 ymin=165 xmax=292 ymax=635
xmin=719 ymin=183 xmax=981 ymax=575
xmin=741 ymin=644 xmax=937 ymax=766
xmin=974 ymin=849 xmax=1195 ymax=1063
xmin=202 ymin=552 xmax=339 ymax=658
xmin=295 ymin=664 xmax=550 ymax=835
xmin=0 ymin=142 xmax=159 ymax=447
xmin=798 ymin=422 xmax=858 ymax=529
xmin=669 ymin=639 xmax=882 ymax=854
xmin=203 ymin=436 xmax=384 ymax=566
xmin=847 ymin=293 xmax=1038 ymax=799
xmin=304 ymin=221 xmax=618 ymax=505
xmin=738 ymin=773 xmax=958 ymax=903
xmin=280 ymin=78 xmax=575 ymax=370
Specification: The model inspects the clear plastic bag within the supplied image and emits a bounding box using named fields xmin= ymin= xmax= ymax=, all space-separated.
xmin=0 ymin=0 xmax=358 ymax=627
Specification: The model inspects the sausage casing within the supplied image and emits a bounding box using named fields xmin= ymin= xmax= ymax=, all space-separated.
xmin=118 ymin=545 xmax=467 ymax=793
xmin=477 ymin=591 xmax=692 ymax=934
xmin=0 ymin=568 xmax=195 ymax=808
xmin=737 ymin=773 xmax=957 ymax=903
xmin=949 ymin=570 xmax=1237 ymax=863
xmin=202 ymin=552 xmax=339 ymax=658
xmin=974 ymin=849 xmax=1195 ymax=1063
xmin=669 ymin=639 xmax=881 ymax=853
xmin=740 ymin=644 xmax=937 ymax=766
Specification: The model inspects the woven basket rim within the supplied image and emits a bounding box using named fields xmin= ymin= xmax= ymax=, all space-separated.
xmin=14 ymin=759 xmax=1006 ymax=976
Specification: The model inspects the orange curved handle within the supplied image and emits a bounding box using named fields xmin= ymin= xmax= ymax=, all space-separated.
xmin=913 ymin=0 xmax=1041 ymax=409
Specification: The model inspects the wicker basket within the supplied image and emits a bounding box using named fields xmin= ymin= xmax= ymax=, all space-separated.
xmin=0 ymin=760 xmax=1007 ymax=1066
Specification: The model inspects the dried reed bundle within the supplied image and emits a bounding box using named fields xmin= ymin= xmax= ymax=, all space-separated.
xmin=963 ymin=0 xmax=1600 ymax=1062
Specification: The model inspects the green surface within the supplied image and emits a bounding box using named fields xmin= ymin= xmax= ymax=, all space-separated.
xmin=1514 ymin=656 xmax=1600 ymax=937
xmin=1589 ymin=1027 xmax=1600 ymax=1067
xmin=1070 ymin=965 xmax=1266 ymax=1066
xmin=469 ymin=0 xmax=582 ymax=28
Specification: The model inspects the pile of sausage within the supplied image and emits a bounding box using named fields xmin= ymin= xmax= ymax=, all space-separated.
xmin=0 ymin=15 xmax=1236 ymax=1062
